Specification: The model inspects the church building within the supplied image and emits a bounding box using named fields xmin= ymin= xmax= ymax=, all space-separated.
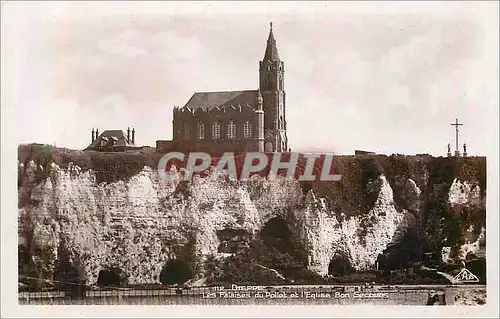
xmin=156 ymin=23 xmax=288 ymax=156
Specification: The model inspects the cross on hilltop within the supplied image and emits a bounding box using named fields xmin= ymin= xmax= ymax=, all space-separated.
xmin=448 ymin=118 xmax=467 ymax=157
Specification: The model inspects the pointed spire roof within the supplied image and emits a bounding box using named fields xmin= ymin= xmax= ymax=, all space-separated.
xmin=263 ymin=22 xmax=280 ymax=62
xmin=256 ymin=89 xmax=263 ymax=103
xmin=257 ymin=89 xmax=262 ymax=99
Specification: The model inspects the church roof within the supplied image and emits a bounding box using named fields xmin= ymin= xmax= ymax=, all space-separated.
xmin=183 ymin=90 xmax=259 ymax=111
xmin=85 ymin=129 xmax=135 ymax=150
xmin=263 ymin=22 xmax=280 ymax=62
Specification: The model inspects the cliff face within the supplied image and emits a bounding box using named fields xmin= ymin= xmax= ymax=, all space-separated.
xmin=17 ymin=145 xmax=486 ymax=287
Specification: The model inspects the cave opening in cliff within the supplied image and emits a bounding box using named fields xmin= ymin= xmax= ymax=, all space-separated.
xmin=159 ymin=260 xmax=192 ymax=285
xmin=260 ymin=217 xmax=292 ymax=247
xmin=97 ymin=268 xmax=123 ymax=287
xmin=54 ymin=259 xmax=80 ymax=291
xmin=328 ymin=256 xmax=354 ymax=277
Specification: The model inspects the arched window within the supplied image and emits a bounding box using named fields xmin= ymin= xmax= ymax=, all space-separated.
xmin=243 ymin=121 xmax=252 ymax=139
xmin=184 ymin=122 xmax=190 ymax=139
xmin=265 ymin=142 xmax=273 ymax=152
xmin=212 ymin=121 xmax=221 ymax=139
xmin=227 ymin=121 xmax=236 ymax=139
xmin=197 ymin=121 xmax=204 ymax=140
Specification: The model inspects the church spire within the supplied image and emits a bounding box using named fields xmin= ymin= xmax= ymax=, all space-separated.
xmin=263 ymin=22 xmax=280 ymax=62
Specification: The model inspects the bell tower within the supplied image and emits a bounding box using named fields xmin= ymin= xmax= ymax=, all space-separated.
xmin=259 ymin=22 xmax=287 ymax=152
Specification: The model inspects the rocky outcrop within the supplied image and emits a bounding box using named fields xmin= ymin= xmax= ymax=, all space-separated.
xmin=441 ymin=178 xmax=486 ymax=263
xmin=18 ymin=145 xmax=487 ymax=286
xmin=302 ymin=175 xmax=406 ymax=275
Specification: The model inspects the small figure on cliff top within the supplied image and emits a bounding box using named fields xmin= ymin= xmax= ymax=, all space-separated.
xmin=463 ymin=143 xmax=467 ymax=154
xmin=447 ymin=143 xmax=451 ymax=154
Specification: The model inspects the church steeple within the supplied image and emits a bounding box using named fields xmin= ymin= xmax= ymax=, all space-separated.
xmin=263 ymin=22 xmax=280 ymax=62
xmin=259 ymin=22 xmax=287 ymax=153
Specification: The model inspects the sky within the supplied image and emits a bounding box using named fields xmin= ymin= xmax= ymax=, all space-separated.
xmin=2 ymin=1 xmax=499 ymax=156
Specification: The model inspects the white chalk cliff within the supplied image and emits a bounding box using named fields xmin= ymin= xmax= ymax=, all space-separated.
xmin=18 ymin=152 xmax=486 ymax=285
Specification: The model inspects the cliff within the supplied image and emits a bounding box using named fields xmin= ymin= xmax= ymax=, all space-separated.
xmin=17 ymin=144 xmax=486 ymax=288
